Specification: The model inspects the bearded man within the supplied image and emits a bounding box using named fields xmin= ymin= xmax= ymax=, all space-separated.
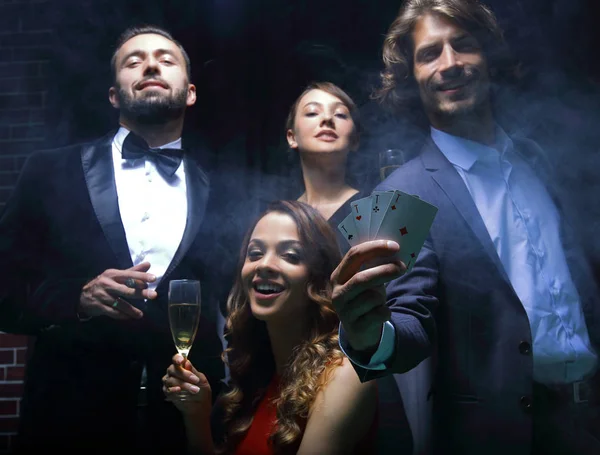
xmin=0 ymin=25 xmax=226 ymax=454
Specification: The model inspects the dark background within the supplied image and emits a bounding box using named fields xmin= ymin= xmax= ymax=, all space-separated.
xmin=1 ymin=0 xmax=600 ymax=449
xmin=23 ymin=0 xmax=595 ymax=262
xmin=0 ymin=0 xmax=599 ymax=275
xmin=43 ymin=0 xmax=600 ymax=188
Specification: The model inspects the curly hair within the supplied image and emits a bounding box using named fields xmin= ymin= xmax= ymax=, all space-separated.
xmin=216 ymin=200 xmax=344 ymax=455
xmin=373 ymin=0 xmax=519 ymax=122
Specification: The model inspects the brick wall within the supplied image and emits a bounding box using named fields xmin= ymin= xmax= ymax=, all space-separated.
xmin=0 ymin=336 xmax=27 ymax=452
xmin=0 ymin=0 xmax=51 ymax=452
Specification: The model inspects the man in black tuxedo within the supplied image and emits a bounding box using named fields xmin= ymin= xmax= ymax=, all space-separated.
xmin=0 ymin=25 xmax=229 ymax=454
xmin=331 ymin=1 xmax=600 ymax=455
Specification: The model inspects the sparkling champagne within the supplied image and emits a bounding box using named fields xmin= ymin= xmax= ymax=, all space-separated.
xmin=168 ymin=303 xmax=200 ymax=357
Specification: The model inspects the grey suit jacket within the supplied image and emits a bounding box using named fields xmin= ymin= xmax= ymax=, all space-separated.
xmin=352 ymin=137 xmax=600 ymax=455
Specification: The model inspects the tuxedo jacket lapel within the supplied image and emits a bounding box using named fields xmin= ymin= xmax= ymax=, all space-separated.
xmin=161 ymin=155 xmax=209 ymax=284
xmin=81 ymin=132 xmax=133 ymax=270
xmin=420 ymin=139 xmax=513 ymax=286
xmin=81 ymin=136 xmax=210 ymax=292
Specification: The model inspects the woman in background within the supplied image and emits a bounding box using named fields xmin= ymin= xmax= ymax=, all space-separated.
xmin=285 ymin=82 xmax=367 ymax=250
xmin=163 ymin=200 xmax=377 ymax=454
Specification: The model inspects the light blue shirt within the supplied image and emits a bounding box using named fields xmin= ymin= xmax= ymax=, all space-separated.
xmin=343 ymin=126 xmax=598 ymax=385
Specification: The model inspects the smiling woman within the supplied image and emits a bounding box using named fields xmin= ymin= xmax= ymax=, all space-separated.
xmin=162 ymin=200 xmax=378 ymax=455
xmin=242 ymin=211 xmax=311 ymax=323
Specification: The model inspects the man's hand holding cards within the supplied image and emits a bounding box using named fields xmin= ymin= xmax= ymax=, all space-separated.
xmin=331 ymin=190 xmax=438 ymax=353
xmin=336 ymin=190 xmax=438 ymax=272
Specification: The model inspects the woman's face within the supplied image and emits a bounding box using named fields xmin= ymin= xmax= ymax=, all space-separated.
xmin=287 ymin=89 xmax=356 ymax=155
xmin=241 ymin=212 xmax=311 ymax=323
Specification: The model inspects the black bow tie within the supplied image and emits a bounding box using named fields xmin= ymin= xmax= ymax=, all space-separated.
xmin=121 ymin=132 xmax=184 ymax=178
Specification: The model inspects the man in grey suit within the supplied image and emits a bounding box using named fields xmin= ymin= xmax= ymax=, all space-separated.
xmin=331 ymin=1 xmax=600 ymax=454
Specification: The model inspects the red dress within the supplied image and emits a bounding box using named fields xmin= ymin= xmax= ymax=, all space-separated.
xmin=234 ymin=376 xmax=377 ymax=455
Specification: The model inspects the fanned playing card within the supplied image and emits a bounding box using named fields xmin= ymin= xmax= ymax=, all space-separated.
xmin=374 ymin=190 xmax=438 ymax=272
xmin=350 ymin=196 xmax=372 ymax=243
xmin=369 ymin=190 xmax=395 ymax=238
xmin=339 ymin=189 xmax=438 ymax=274
xmin=337 ymin=212 xmax=359 ymax=247
xmin=371 ymin=190 xmax=407 ymax=239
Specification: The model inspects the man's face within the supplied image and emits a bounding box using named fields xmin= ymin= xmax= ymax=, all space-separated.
xmin=109 ymin=33 xmax=196 ymax=124
xmin=411 ymin=13 xmax=490 ymax=122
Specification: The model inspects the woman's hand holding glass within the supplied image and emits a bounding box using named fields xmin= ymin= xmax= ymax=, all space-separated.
xmin=163 ymin=353 xmax=212 ymax=415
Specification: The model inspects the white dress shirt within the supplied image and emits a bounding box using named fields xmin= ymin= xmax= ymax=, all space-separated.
xmin=344 ymin=126 xmax=598 ymax=384
xmin=112 ymin=127 xmax=188 ymax=290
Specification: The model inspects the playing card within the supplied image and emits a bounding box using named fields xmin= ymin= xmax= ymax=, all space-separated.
xmin=369 ymin=190 xmax=395 ymax=239
xmin=337 ymin=212 xmax=360 ymax=248
xmin=350 ymin=196 xmax=373 ymax=242
xmin=371 ymin=190 xmax=427 ymax=239
xmin=374 ymin=190 xmax=438 ymax=272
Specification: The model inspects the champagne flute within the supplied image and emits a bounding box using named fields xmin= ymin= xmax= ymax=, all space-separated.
xmin=168 ymin=279 xmax=201 ymax=400
xmin=379 ymin=149 xmax=414 ymax=181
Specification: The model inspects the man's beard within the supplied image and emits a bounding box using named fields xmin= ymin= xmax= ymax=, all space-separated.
xmin=425 ymin=67 xmax=489 ymax=119
xmin=117 ymin=85 xmax=188 ymax=125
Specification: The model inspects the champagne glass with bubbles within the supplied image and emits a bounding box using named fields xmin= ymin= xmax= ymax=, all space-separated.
xmin=168 ymin=279 xmax=201 ymax=400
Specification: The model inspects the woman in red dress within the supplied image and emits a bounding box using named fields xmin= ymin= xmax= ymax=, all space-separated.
xmin=163 ymin=200 xmax=377 ymax=454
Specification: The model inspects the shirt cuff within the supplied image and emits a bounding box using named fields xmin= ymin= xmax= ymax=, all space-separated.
xmin=338 ymin=321 xmax=396 ymax=370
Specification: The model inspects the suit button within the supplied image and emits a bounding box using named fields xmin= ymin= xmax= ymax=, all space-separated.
xmin=519 ymin=341 xmax=531 ymax=355
xmin=520 ymin=395 xmax=532 ymax=412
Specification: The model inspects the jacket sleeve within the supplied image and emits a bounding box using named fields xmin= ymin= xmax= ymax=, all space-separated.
xmin=350 ymin=237 xmax=440 ymax=382
xmin=0 ymin=153 xmax=87 ymax=333
xmin=0 ymin=153 xmax=45 ymax=333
